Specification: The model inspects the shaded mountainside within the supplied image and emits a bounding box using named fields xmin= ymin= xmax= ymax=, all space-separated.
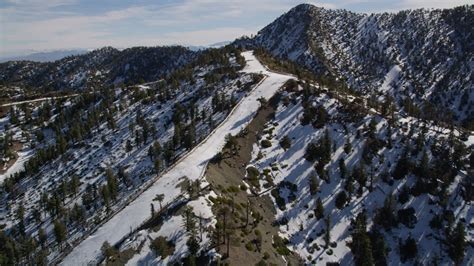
xmin=0 ymin=46 xmax=196 ymax=91
xmin=235 ymin=4 xmax=474 ymax=128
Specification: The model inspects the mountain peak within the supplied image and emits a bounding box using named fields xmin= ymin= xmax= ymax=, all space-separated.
xmin=236 ymin=4 xmax=473 ymax=127
xmin=289 ymin=3 xmax=315 ymax=11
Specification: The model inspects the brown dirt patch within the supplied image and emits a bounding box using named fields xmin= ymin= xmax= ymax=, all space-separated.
xmin=205 ymin=102 xmax=302 ymax=266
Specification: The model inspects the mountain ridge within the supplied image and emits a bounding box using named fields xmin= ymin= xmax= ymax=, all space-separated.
xmin=0 ymin=45 xmax=196 ymax=91
xmin=234 ymin=4 xmax=474 ymax=128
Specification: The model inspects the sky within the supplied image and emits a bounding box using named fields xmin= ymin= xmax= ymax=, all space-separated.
xmin=1 ymin=0 xmax=472 ymax=56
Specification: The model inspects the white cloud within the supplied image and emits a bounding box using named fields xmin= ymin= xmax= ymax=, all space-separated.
xmin=1 ymin=0 xmax=472 ymax=55
xmin=5 ymin=0 xmax=77 ymax=7
xmin=397 ymin=0 xmax=472 ymax=9
xmin=1 ymin=0 xmax=278 ymax=54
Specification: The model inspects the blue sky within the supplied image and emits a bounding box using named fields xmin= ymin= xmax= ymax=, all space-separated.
xmin=1 ymin=0 xmax=472 ymax=56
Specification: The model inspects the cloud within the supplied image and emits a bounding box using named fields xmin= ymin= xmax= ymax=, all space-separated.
xmin=1 ymin=0 xmax=275 ymax=54
xmin=1 ymin=0 xmax=472 ymax=55
xmin=161 ymin=27 xmax=256 ymax=46
xmin=5 ymin=0 xmax=77 ymax=7
xmin=397 ymin=0 xmax=472 ymax=9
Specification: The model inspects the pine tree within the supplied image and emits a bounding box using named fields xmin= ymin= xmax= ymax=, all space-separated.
xmin=418 ymin=150 xmax=430 ymax=178
xmin=344 ymin=173 xmax=354 ymax=196
xmin=279 ymin=135 xmax=292 ymax=150
xmin=148 ymin=146 xmax=155 ymax=160
xmin=309 ymin=175 xmax=319 ymax=195
xmin=182 ymin=206 xmax=197 ymax=233
xmin=448 ymin=222 xmax=466 ymax=265
xmin=324 ymin=215 xmax=331 ymax=248
xmin=321 ymin=129 xmax=332 ymax=164
xmin=351 ymin=210 xmax=374 ymax=266
xmin=106 ymin=168 xmax=118 ymax=201
xmin=344 ymin=138 xmax=352 ymax=154
xmin=126 ymin=140 xmax=133 ymax=153
xmin=393 ymin=149 xmax=411 ymax=179
xmin=172 ymin=122 xmax=182 ymax=148
xmin=335 ymin=191 xmax=348 ymax=209
xmin=353 ymin=163 xmax=367 ymax=192
xmin=218 ymin=206 xmax=231 ymax=245
xmin=314 ymin=197 xmax=324 ymax=220
xmin=2 ymin=132 xmax=12 ymax=157
xmin=339 ymin=159 xmax=347 ymax=179
xmin=153 ymin=194 xmax=165 ymax=211
xmin=101 ymin=241 xmax=117 ymax=262
xmin=400 ymin=235 xmax=417 ymax=262
xmin=224 ymin=134 xmax=238 ymax=151
xmin=452 ymin=141 xmax=467 ymax=170
xmin=16 ymin=204 xmax=25 ymax=236
xmin=154 ymin=159 xmax=161 ymax=173
xmin=153 ymin=141 xmax=162 ymax=157
xmin=9 ymin=107 xmax=18 ymax=124
xmin=53 ymin=220 xmax=67 ymax=248
xmin=142 ymin=122 xmax=149 ymax=144
xmin=56 ymin=134 xmax=67 ymax=154
xmin=38 ymin=227 xmax=47 ymax=248
xmin=358 ymin=233 xmax=374 ymax=266
xmin=374 ymin=193 xmax=398 ymax=230
xmin=369 ymin=228 xmax=388 ymax=266
xmin=163 ymin=142 xmax=175 ymax=164
xmin=305 ymin=130 xmax=332 ymax=166
xmin=183 ymin=122 xmax=196 ymax=150
xmin=182 ymin=206 xmax=199 ymax=256
xmin=101 ymin=185 xmax=110 ymax=209
xmin=70 ymin=175 xmax=80 ymax=196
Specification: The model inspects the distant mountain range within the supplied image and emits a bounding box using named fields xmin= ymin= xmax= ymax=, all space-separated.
xmin=0 ymin=49 xmax=88 ymax=63
xmin=0 ymin=41 xmax=231 ymax=63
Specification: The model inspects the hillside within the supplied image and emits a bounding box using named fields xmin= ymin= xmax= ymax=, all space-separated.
xmin=64 ymin=51 xmax=472 ymax=266
xmin=0 ymin=46 xmax=263 ymax=264
xmin=186 ymin=51 xmax=473 ymax=266
xmin=0 ymin=46 xmax=196 ymax=92
xmin=235 ymin=4 xmax=474 ymax=129
xmin=245 ymin=76 xmax=473 ymax=265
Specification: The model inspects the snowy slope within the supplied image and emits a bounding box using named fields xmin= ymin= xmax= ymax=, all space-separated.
xmin=235 ymin=4 xmax=474 ymax=127
xmin=61 ymin=51 xmax=293 ymax=265
xmin=0 ymin=47 xmax=267 ymax=265
xmin=246 ymin=82 xmax=473 ymax=265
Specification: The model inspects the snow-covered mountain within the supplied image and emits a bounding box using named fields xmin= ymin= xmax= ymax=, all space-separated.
xmin=246 ymin=76 xmax=473 ymax=265
xmin=0 ymin=46 xmax=260 ymax=264
xmin=0 ymin=4 xmax=472 ymax=266
xmin=0 ymin=46 xmax=196 ymax=91
xmin=235 ymin=4 xmax=474 ymax=128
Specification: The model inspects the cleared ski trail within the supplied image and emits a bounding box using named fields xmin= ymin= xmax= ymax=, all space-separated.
xmin=61 ymin=51 xmax=293 ymax=265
